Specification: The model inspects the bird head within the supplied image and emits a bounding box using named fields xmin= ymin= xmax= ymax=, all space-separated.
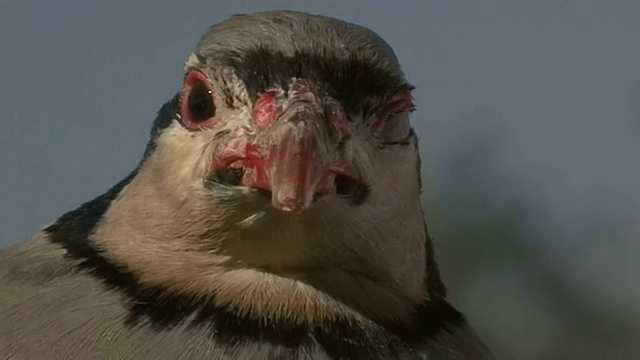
xmin=154 ymin=11 xmax=417 ymax=214
xmin=94 ymin=11 xmax=433 ymax=321
xmin=176 ymin=64 xmax=414 ymax=215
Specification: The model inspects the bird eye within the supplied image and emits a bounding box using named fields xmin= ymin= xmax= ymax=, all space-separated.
xmin=179 ymin=71 xmax=218 ymax=130
xmin=188 ymin=82 xmax=216 ymax=122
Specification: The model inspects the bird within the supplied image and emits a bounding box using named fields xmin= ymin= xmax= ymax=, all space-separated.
xmin=0 ymin=10 xmax=494 ymax=360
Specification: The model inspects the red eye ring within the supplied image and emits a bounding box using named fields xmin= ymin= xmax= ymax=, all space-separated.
xmin=370 ymin=90 xmax=413 ymax=134
xmin=178 ymin=71 xmax=218 ymax=130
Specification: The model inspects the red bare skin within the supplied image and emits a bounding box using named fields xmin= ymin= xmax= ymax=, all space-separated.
xmin=237 ymin=80 xmax=354 ymax=212
xmin=251 ymin=91 xmax=278 ymax=130
xmin=181 ymin=71 xmax=409 ymax=212
xmin=211 ymin=133 xmax=355 ymax=211
xmin=214 ymin=142 xmax=357 ymax=191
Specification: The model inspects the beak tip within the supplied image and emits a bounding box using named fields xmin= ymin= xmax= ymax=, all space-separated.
xmin=271 ymin=194 xmax=313 ymax=214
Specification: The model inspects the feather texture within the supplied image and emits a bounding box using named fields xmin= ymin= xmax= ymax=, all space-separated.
xmin=1 ymin=10 xmax=494 ymax=360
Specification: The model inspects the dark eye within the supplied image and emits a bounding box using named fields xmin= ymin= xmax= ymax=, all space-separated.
xmin=188 ymin=81 xmax=216 ymax=122
xmin=179 ymin=71 xmax=218 ymax=130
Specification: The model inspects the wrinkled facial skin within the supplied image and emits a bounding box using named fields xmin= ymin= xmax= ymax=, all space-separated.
xmin=173 ymin=61 xmax=415 ymax=216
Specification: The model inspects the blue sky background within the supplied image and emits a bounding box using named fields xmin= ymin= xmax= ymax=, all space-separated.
xmin=2 ymin=1 xmax=640 ymax=358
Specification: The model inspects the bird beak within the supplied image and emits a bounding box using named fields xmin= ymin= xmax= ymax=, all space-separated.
xmin=261 ymin=100 xmax=337 ymax=213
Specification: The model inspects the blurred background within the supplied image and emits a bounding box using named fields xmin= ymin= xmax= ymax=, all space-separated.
xmin=1 ymin=1 xmax=639 ymax=358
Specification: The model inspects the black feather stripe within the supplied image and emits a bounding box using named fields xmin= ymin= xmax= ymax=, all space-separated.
xmin=143 ymin=96 xmax=179 ymax=158
xmin=47 ymin=202 xmax=466 ymax=359
xmin=217 ymin=47 xmax=413 ymax=118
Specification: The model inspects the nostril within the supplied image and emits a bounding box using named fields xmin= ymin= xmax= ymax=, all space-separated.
xmin=209 ymin=167 xmax=245 ymax=186
xmin=335 ymin=175 xmax=370 ymax=205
